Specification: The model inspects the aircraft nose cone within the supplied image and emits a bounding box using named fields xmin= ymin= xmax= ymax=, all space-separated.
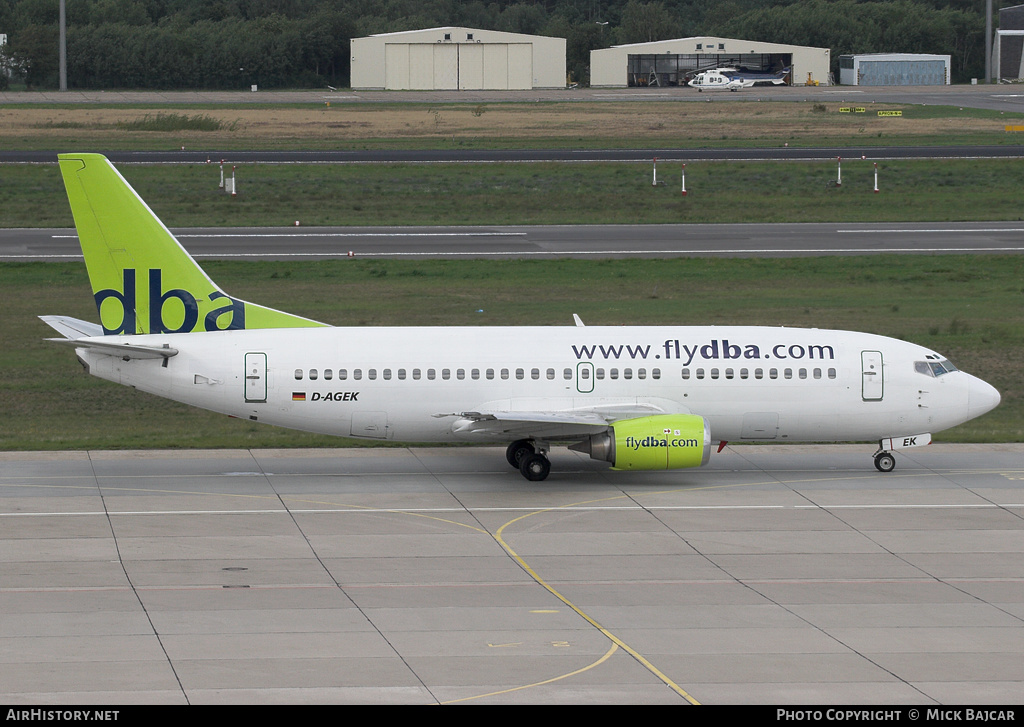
xmin=968 ymin=377 xmax=1001 ymax=420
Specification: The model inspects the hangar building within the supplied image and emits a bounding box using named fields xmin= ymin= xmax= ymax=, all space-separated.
xmin=838 ymin=54 xmax=951 ymax=85
xmin=350 ymin=27 xmax=566 ymax=90
xmin=590 ymin=36 xmax=830 ymax=88
xmin=996 ymin=4 xmax=1024 ymax=82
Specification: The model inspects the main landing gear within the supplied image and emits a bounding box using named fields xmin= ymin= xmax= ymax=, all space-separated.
xmin=873 ymin=450 xmax=896 ymax=473
xmin=506 ymin=439 xmax=551 ymax=481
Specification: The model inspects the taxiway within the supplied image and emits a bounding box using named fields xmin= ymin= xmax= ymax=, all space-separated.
xmin=2 ymin=444 xmax=1022 ymax=704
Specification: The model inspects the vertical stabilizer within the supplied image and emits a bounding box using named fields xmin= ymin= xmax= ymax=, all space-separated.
xmin=58 ymin=153 xmax=326 ymax=334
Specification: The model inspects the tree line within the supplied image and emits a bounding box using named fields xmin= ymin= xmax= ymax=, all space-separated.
xmin=0 ymin=0 xmax=991 ymax=90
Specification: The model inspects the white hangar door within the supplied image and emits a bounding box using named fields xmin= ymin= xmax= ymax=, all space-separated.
xmin=432 ymin=44 xmax=459 ymax=89
xmin=505 ymin=44 xmax=533 ymax=89
xmin=386 ymin=43 xmax=533 ymax=90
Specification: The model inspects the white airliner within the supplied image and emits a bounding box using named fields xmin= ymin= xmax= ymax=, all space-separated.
xmin=689 ymin=67 xmax=790 ymax=91
xmin=44 ymin=154 xmax=1000 ymax=481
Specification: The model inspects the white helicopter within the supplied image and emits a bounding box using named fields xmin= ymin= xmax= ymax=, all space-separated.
xmin=688 ymin=66 xmax=790 ymax=91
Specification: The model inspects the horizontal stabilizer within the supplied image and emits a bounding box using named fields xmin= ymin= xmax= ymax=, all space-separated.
xmin=39 ymin=315 xmax=104 ymax=339
xmin=46 ymin=336 xmax=178 ymax=360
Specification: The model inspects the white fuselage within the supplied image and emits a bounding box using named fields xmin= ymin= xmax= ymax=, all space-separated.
xmin=74 ymin=325 xmax=999 ymax=445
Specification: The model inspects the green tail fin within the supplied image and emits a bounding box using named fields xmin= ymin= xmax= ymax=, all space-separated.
xmin=58 ymin=153 xmax=326 ymax=335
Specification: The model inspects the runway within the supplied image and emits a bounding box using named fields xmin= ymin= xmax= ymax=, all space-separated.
xmin=5 ymin=222 xmax=1024 ymax=261
xmin=2 ymin=444 xmax=1022 ymax=704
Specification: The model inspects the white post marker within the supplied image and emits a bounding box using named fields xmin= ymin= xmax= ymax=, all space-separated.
xmin=837 ymin=156 xmax=842 ymax=187
xmin=681 ymin=164 xmax=687 ymax=197
xmin=231 ymin=166 xmax=237 ymax=197
xmin=873 ymin=162 xmax=879 ymax=194
xmin=219 ymin=161 xmax=224 ymax=190
xmin=652 ymin=157 xmax=658 ymax=187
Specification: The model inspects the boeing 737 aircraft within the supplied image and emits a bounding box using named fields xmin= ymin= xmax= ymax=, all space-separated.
xmin=688 ymin=67 xmax=790 ymax=91
xmin=44 ymin=154 xmax=1000 ymax=481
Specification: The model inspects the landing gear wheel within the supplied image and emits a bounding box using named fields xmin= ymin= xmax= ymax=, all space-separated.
xmin=874 ymin=452 xmax=896 ymax=473
xmin=506 ymin=440 xmax=535 ymax=469
xmin=519 ymin=453 xmax=551 ymax=482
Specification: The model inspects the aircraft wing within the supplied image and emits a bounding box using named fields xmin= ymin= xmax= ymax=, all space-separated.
xmin=438 ymin=402 xmax=684 ymax=440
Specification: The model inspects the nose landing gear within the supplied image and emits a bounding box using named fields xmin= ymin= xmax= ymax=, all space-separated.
xmin=873 ymin=450 xmax=896 ymax=473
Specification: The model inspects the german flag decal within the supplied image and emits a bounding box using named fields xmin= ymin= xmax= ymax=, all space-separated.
xmin=292 ymin=392 xmax=306 ymax=401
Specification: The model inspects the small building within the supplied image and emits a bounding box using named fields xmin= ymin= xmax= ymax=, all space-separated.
xmin=996 ymin=4 xmax=1024 ymax=82
xmin=351 ymin=27 xmax=566 ymax=90
xmin=838 ymin=54 xmax=951 ymax=85
xmin=590 ymin=36 xmax=831 ymax=88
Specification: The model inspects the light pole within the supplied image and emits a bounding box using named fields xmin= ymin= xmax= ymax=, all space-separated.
xmin=59 ymin=0 xmax=66 ymax=91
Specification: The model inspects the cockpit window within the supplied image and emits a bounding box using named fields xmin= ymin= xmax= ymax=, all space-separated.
xmin=915 ymin=359 xmax=958 ymax=377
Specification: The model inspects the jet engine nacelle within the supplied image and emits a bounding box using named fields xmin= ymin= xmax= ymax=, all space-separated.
xmin=570 ymin=414 xmax=712 ymax=471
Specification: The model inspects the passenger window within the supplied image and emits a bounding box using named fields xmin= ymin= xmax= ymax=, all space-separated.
xmin=652 ymin=368 xmax=661 ymax=380
xmin=294 ymin=369 xmax=303 ymax=380
xmin=623 ymin=369 xmax=632 ymax=380
xmin=596 ymin=368 xmax=605 ymax=380
xmin=784 ymin=369 xmax=793 ymax=379
xmin=442 ymin=369 xmax=451 ymax=380
xmin=725 ymin=368 xmax=734 ymax=379
xmin=609 ymin=368 xmax=619 ymax=380
xmin=710 ymin=368 xmax=719 ymax=379
xmin=398 ymin=369 xmax=406 ymax=380
xmin=696 ymin=368 xmax=705 ymax=380
xmin=516 ymin=369 xmax=525 ymax=380
xmin=324 ymin=369 xmax=333 ymax=380
xmin=354 ymin=369 xmax=362 ymax=380
xmin=754 ymin=368 xmax=763 ymax=379
xmin=563 ymin=368 xmax=572 ymax=380
xmin=828 ymin=368 xmax=837 ymax=379
xmin=501 ymin=369 xmax=509 ymax=380
xmin=637 ymin=368 xmax=646 ymax=380
xmin=769 ymin=369 xmax=778 ymax=379
xmin=412 ymin=369 xmax=421 ymax=380
xmin=309 ymin=369 xmax=318 ymax=380
xmin=531 ymin=368 xmax=540 ymax=380
xmin=382 ymin=369 xmax=391 ymax=380
xmin=813 ymin=368 xmax=821 ymax=380
xmin=681 ymin=368 xmax=690 ymax=380
xmin=487 ymin=369 xmax=495 ymax=380
xmin=472 ymin=369 xmax=480 ymax=380
xmin=546 ymin=368 xmax=555 ymax=380
xmin=456 ymin=369 xmax=465 ymax=380
xmin=368 ymin=369 xmax=377 ymax=380
xmin=339 ymin=369 xmax=348 ymax=380
xmin=427 ymin=369 xmax=436 ymax=380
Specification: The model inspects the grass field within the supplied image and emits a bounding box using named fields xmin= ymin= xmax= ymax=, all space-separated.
xmin=2 ymin=256 xmax=1020 ymax=450
xmin=1 ymin=98 xmax=1021 ymax=450
xmin=2 ymin=100 xmax=1022 ymax=151
xmin=5 ymin=158 xmax=1024 ymax=228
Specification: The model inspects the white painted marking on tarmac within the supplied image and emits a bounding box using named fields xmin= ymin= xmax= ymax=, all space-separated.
xmin=837 ymin=228 xmax=1024 ymax=233
xmin=7 ymin=246 xmax=1024 ymax=260
xmin=2 ymin=503 xmax=1020 ymax=517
